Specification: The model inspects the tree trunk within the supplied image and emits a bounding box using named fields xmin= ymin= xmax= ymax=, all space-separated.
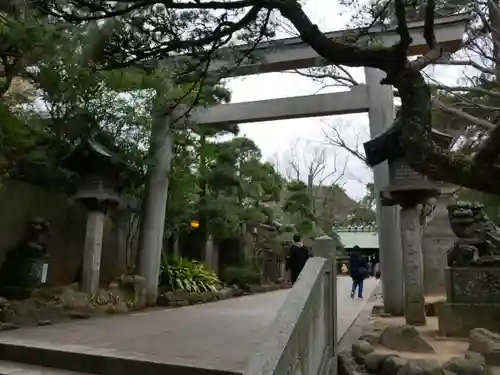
xmin=488 ymin=0 xmax=500 ymax=83
xmin=198 ymin=133 xmax=208 ymax=260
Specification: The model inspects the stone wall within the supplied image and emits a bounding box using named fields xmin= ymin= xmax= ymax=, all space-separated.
xmin=0 ymin=179 xmax=138 ymax=287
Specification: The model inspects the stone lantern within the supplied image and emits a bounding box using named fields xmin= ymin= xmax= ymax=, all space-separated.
xmin=61 ymin=138 xmax=127 ymax=293
xmin=364 ymin=116 xmax=453 ymax=326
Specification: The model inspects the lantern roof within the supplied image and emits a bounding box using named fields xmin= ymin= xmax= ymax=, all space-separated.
xmin=60 ymin=137 xmax=129 ymax=175
xmin=363 ymin=116 xmax=453 ymax=167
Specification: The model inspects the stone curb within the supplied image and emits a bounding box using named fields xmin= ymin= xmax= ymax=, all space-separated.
xmin=156 ymin=283 xmax=291 ymax=308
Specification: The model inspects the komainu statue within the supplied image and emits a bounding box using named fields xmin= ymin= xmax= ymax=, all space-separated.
xmin=0 ymin=218 xmax=51 ymax=287
xmin=446 ymin=201 xmax=500 ymax=267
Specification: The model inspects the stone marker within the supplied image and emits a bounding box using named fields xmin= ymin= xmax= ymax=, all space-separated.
xmin=400 ymin=205 xmax=427 ymax=325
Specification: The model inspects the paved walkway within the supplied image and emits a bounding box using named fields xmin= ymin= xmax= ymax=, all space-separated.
xmin=0 ymin=277 xmax=378 ymax=374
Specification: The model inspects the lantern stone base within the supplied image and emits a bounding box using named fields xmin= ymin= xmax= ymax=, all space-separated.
xmin=437 ymin=267 xmax=500 ymax=337
xmin=437 ymin=302 xmax=500 ymax=337
xmin=444 ymin=267 xmax=500 ymax=304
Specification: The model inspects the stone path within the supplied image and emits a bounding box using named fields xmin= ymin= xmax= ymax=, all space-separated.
xmin=336 ymin=277 xmax=379 ymax=341
xmin=0 ymin=277 xmax=379 ymax=375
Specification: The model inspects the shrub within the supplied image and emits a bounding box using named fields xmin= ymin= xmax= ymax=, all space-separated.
xmin=159 ymin=257 xmax=220 ymax=293
xmin=221 ymin=266 xmax=261 ymax=290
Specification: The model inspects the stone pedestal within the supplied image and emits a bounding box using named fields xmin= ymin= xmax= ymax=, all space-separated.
xmin=438 ymin=267 xmax=500 ymax=337
xmin=400 ymin=206 xmax=426 ymax=326
xmin=81 ymin=210 xmax=106 ymax=293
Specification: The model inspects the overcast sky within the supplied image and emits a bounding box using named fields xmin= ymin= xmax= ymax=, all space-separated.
xmin=221 ymin=0 xmax=466 ymax=201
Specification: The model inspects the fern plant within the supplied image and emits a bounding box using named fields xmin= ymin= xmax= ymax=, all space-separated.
xmin=159 ymin=257 xmax=220 ymax=293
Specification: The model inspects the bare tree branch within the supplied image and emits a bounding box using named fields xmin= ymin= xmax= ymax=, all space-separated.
xmin=323 ymin=125 xmax=368 ymax=164
xmin=432 ymin=97 xmax=496 ymax=130
xmin=433 ymin=58 xmax=496 ymax=75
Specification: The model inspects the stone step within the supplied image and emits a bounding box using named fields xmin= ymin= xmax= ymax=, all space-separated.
xmin=0 ymin=360 xmax=96 ymax=374
xmin=0 ymin=342 xmax=239 ymax=375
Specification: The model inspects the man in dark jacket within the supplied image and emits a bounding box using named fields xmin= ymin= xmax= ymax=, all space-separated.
xmin=349 ymin=245 xmax=369 ymax=299
xmin=285 ymin=234 xmax=312 ymax=284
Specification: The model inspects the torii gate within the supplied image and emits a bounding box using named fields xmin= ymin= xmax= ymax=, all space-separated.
xmin=138 ymin=14 xmax=468 ymax=313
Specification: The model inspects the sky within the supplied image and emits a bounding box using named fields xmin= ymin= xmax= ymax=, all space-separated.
xmin=219 ymin=0 xmax=467 ymax=201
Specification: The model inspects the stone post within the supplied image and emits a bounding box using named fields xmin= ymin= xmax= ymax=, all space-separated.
xmin=172 ymin=235 xmax=180 ymax=260
xmin=204 ymin=235 xmax=219 ymax=274
xmin=422 ymin=186 xmax=456 ymax=296
xmin=365 ymin=67 xmax=405 ymax=316
xmin=400 ymin=205 xmax=426 ymax=325
xmin=82 ymin=210 xmax=106 ymax=293
xmin=314 ymin=235 xmax=337 ymax=361
xmin=115 ymin=208 xmax=129 ymax=276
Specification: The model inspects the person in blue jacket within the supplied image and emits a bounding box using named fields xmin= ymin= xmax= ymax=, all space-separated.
xmin=349 ymin=245 xmax=369 ymax=299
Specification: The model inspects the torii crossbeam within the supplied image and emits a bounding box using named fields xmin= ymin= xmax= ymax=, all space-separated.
xmin=191 ymin=14 xmax=469 ymax=125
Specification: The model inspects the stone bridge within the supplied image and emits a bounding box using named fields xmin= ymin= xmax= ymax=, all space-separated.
xmin=0 ymin=275 xmax=378 ymax=375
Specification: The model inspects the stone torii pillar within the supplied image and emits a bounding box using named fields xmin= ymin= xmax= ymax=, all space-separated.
xmin=365 ymin=67 xmax=404 ymax=316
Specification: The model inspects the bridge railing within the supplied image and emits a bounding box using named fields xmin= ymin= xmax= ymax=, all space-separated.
xmin=243 ymin=235 xmax=337 ymax=375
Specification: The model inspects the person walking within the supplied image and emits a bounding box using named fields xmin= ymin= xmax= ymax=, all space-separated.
xmin=285 ymin=234 xmax=312 ymax=284
xmin=374 ymin=261 xmax=381 ymax=279
xmin=341 ymin=263 xmax=348 ymax=275
xmin=349 ymin=245 xmax=369 ymax=299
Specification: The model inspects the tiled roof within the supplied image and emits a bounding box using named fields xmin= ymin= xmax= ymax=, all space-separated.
xmin=335 ymin=230 xmax=379 ymax=249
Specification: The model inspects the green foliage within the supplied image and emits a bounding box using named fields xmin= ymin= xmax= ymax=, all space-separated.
xmin=282 ymin=180 xmax=315 ymax=234
xmin=28 ymin=0 xmax=277 ymax=73
xmin=185 ymin=136 xmax=284 ymax=241
xmin=0 ymin=5 xmax=285 ymax=256
xmin=221 ymin=266 xmax=261 ymax=290
xmin=159 ymin=257 xmax=220 ymax=293
xmin=1 ymin=13 xmax=236 ymax=195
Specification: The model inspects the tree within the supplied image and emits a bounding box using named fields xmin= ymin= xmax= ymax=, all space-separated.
xmin=360 ymin=182 xmax=376 ymax=211
xmin=282 ymin=138 xmax=349 ymax=233
xmin=201 ymin=136 xmax=283 ymax=240
xmin=282 ymin=180 xmax=316 ymax=234
xmin=323 ymin=119 xmax=370 ymax=165
xmin=162 ymin=131 xmax=284 ymax=260
xmin=284 ymin=138 xmax=347 ymax=214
